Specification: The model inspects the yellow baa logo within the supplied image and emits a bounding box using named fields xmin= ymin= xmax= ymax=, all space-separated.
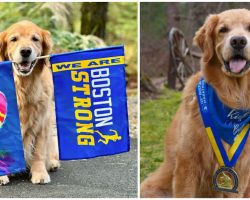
xmin=95 ymin=129 xmax=122 ymax=145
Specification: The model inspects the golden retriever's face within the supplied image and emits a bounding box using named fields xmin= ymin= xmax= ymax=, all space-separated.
xmin=194 ymin=9 xmax=250 ymax=77
xmin=0 ymin=21 xmax=52 ymax=76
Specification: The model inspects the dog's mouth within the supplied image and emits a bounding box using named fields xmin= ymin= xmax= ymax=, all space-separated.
xmin=223 ymin=55 xmax=250 ymax=75
xmin=13 ymin=60 xmax=37 ymax=75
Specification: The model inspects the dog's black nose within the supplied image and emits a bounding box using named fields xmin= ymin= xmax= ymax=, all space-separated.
xmin=230 ymin=36 xmax=247 ymax=50
xmin=20 ymin=48 xmax=32 ymax=58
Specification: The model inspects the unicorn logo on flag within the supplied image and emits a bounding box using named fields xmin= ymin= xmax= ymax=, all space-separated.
xmin=95 ymin=129 xmax=122 ymax=145
xmin=0 ymin=91 xmax=7 ymax=128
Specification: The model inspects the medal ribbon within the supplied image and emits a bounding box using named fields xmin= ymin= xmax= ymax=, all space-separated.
xmin=196 ymin=79 xmax=250 ymax=167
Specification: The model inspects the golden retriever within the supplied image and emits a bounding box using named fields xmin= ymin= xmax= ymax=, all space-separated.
xmin=0 ymin=21 xmax=60 ymax=185
xmin=141 ymin=9 xmax=250 ymax=197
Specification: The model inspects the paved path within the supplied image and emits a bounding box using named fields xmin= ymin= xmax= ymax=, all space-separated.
xmin=0 ymin=138 xmax=137 ymax=198
xmin=0 ymin=93 xmax=138 ymax=198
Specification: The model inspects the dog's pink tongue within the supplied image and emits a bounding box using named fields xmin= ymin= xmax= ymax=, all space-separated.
xmin=229 ymin=59 xmax=247 ymax=73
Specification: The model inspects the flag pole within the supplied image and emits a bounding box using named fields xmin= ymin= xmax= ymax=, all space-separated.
xmin=36 ymin=55 xmax=50 ymax=60
xmin=9 ymin=55 xmax=50 ymax=63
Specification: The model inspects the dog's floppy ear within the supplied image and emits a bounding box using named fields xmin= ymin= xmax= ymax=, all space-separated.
xmin=42 ymin=30 xmax=53 ymax=66
xmin=0 ymin=31 xmax=7 ymax=61
xmin=193 ymin=14 xmax=219 ymax=63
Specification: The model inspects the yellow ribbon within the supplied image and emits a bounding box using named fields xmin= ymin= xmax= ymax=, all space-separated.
xmin=205 ymin=124 xmax=249 ymax=167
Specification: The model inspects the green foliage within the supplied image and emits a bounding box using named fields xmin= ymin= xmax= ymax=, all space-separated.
xmin=107 ymin=2 xmax=137 ymax=44
xmin=140 ymin=88 xmax=181 ymax=182
xmin=0 ymin=2 xmax=75 ymax=32
xmin=0 ymin=2 xmax=137 ymax=76
xmin=140 ymin=3 xmax=166 ymax=40
xmin=52 ymin=30 xmax=106 ymax=53
xmin=107 ymin=2 xmax=138 ymax=75
xmin=0 ymin=3 xmax=49 ymax=31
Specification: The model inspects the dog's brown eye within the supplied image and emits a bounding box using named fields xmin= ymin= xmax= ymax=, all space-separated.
xmin=10 ymin=37 xmax=17 ymax=42
xmin=32 ymin=36 xmax=39 ymax=42
xmin=219 ymin=27 xmax=229 ymax=33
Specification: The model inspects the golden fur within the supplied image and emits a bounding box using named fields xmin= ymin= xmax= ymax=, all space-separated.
xmin=141 ymin=9 xmax=250 ymax=197
xmin=0 ymin=21 xmax=60 ymax=185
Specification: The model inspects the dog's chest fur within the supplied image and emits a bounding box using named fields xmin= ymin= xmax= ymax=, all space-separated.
xmin=14 ymin=74 xmax=50 ymax=138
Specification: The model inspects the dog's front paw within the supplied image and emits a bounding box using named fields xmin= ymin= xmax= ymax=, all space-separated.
xmin=31 ymin=171 xmax=51 ymax=184
xmin=48 ymin=159 xmax=60 ymax=172
xmin=0 ymin=175 xmax=9 ymax=185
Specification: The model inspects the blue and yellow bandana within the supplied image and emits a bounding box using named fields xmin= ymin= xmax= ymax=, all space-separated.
xmin=196 ymin=79 xmax=250 ymax=167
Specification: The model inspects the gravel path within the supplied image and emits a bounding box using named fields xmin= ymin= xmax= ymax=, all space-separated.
xmin=127 ymin=94 xmax=138 ymax=138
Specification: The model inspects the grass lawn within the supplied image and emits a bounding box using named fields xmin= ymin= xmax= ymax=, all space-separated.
xmin=140 ymin=88 xmax=181 ymax=182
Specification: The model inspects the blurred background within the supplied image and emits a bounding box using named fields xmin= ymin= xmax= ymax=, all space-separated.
xmin=0 ymin=2 xmax=137 ymax=89
xmin=140 ymin=2 xmax=250 ymax=182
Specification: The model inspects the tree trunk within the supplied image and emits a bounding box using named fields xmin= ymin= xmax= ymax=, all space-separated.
xmin=80 ymin=2 xmax=108 ymax=39
xmin=166 ymin=3 xmax=179 ymax=89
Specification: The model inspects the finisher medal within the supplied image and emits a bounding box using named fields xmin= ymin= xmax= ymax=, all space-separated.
xmin=196 ymin=79 xmax=250 ymax=193
xmin=213 ymin=167 xmax=238 ymax=193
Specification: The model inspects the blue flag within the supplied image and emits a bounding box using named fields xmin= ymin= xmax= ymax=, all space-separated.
xmin=50 ymin=46 xmax=130 ymax=160
xmin=0 ymin=61 xmax=26 ymax=176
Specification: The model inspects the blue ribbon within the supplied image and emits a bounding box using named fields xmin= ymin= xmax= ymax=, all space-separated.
xmin=196 ymin=79 xmax=250 ymax=167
